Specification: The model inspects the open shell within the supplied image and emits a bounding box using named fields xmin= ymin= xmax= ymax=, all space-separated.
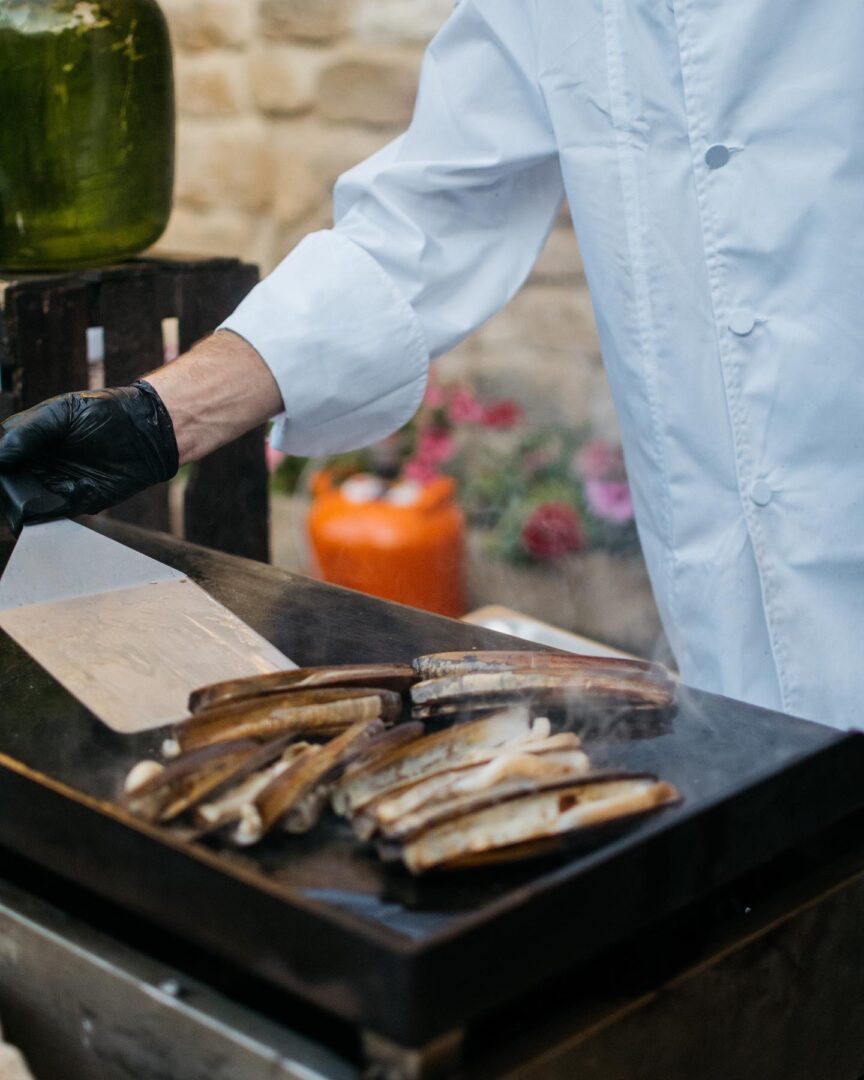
xmin=394 ymin=774 xmax=681 ymax=873
xmin=188 ymin=663 xmax=417 ymax=714
xmin=166 ymin=688 xmax=402 ymax=756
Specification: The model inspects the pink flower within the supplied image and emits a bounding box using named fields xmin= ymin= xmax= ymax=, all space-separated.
xmin=403 ymin=457 xmax=442 ymax=484
xmin=265 ymin=439 xmax=286 ymax=474
xmin=521 ymin=502 xmax=585 ymax=560
xmin=417 ymin=426 xmax=456 ymax=464
xmin=447 ymin=387 xmax=486 ymax=424
xmin=575 ymin=439 xmax=625 ymax=482
xmin=584 ymin=479 xmax=634 ymax=524
xmin=423 ymin=381 xmax=446 ymax=409
xmin=481 ymin=400 xmax=523 ymax=430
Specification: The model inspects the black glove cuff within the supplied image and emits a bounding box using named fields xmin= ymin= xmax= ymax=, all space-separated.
xmin=130 ymin=380 xmax=180 ymax=482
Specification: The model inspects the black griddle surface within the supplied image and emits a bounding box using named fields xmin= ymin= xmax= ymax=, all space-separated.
xmin=1 ymin=521 xmax=863 ymax=1044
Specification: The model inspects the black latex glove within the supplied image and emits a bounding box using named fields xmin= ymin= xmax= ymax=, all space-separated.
xmin=0 ymin=381 xmax=179 ymax=518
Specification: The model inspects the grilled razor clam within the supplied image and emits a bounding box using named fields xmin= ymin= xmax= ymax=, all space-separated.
xmin=378 ymin=755 xmax=596 ymax=842
xmin=342 ymin=715 xmax=559 ymax=822
xmin=397 ymin=775 xmax=680 ymax=873
xmin=124 ymin=760 xmax=165 ymax=796
xmin=351 ymin=730 xmax=575 ymax=834
xmin=188 ymin=663 xmax=417 ymax=714
xmin=332 ymin=707 xmax=536 ymax=816
xmin=124 ymin=739 xmax=260 ymax=823
xmin=412 ymin=650 xmax=672 ymax=682
xmin=340 ymin=720 xmax=426 ymax=775
xmin=194 ymin=743 xmax=314 ymax=831
xmin=164 ymin=688 xmax=401 ymax=757
xmin=347 ymin=727 xmax=574 ymax=839
xmin=235 ymin=716 xmax=386 ymax=845
xmin=371 ymin=746 xmax=590 ymax=833
xmin=411 ymin=668 xmax=677 ymax=719
xmin=280 ymin=721 xmax=415 ymax=835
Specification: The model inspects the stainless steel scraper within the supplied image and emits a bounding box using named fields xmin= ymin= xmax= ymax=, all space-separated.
xmin=0 ymin=473 xmax=295 ymax=733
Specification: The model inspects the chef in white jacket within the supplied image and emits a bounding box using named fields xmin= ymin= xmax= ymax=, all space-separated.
xmin=1 ymin=0 xmax=861 ymax=730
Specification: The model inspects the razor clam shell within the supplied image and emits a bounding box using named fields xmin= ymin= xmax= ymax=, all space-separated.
xmin=342 ymin=720 xmax=426 ymax=775
xmin=397 ymin=775 xmax=680 ymax=873
xmin=353 ymin=734 xmax=583 ymax=838
xmin=125 ymin=739 xmax=254 ymax=800
xmin=412 ymin=650 xmax=673 ymax=682
xmin=379 ymin=763 xmax=596 ymax=843
xmin=280 ymin=720 xmax=412 ymax=835
xmin=410 ymin=670 xmax=677 ymax=715
xmin=331 ymin=706 xmax=535 ymax=816
xmin=188 ymin=664 xmax=417 ymax=714
xmin=349 ymin=730 xmax=581 ymax=840
xmin=124 ymin=739 xmax=260 ymax=823
xmin=171 ymin=688 xmax=402 ymax=755
xmin=194 ymin=743 xmax=313 ymax=832
xmin=372 ymin=747 xmax=591 ymax=838
xmin=239 ymin=716 xmax=387 ymax=845
xmin=124 ymin=761 xmax=165 ymax=796
xmin=158 ymin=730 xmax=321 ymax=824
xmin=344 ymin=716 xmax=565 ymax=824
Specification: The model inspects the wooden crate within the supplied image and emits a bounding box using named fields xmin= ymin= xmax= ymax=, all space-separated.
xmin=0 ymin=256 xmax=269 ymax=562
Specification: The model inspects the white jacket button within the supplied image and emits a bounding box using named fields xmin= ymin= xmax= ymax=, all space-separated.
xmin=705 ymin=144 xmax=731 ymax=169
xmin=729 ymin=310 xmax=756 ymax=336
xmin=750 ymin=480 xmax=773 ymax=507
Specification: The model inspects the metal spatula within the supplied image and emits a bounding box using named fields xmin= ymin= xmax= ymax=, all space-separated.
xmin=0 ymin=472 xmax=295 ymax=733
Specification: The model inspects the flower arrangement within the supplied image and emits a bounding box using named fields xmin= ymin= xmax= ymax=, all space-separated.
xmin=269 ymin=376 xmax=640 ymax=565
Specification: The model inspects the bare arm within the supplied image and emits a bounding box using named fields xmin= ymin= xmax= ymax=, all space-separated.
xmin=144 ymin=330 xmax=284 ymax=466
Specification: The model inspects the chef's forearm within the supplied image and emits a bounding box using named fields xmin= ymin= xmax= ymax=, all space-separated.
xmin=144 ymin=330 xmax=284 ymax=465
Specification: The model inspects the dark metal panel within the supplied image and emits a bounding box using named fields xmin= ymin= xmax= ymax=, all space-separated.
xmin=2 ymin=521 xmax=864 ymax=1047
xmin=0 ymin=877 xmax=355 ymax=1080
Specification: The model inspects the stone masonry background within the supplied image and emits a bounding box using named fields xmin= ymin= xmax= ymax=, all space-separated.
xmin=153 ymin=0 xmax=618 ymax=435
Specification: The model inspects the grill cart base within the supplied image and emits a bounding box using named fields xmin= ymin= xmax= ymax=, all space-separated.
xmin=2 ymin=522 xmax=864 ymax=1078
xmin=3 ymin=815 xmax=864 ymax=1080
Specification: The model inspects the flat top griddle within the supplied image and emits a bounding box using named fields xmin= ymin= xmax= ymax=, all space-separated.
xmin=1 ymin=520 xmax=863 ymax=1046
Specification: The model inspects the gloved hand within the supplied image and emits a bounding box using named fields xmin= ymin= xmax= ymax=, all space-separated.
xmin=0 ymin=381 xmax=179 ymax=518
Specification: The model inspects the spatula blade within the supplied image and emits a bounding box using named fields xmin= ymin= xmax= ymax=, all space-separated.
xmin=0 ymin=521 xmax=295 ymax=732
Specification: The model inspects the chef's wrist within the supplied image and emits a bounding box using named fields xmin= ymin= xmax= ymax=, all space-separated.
xmin=144 ymin=330 xmax=284 ymax=466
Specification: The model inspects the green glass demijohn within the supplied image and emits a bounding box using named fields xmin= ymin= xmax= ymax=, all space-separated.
xmin=0 ymin=0 xmax=174 ymax=270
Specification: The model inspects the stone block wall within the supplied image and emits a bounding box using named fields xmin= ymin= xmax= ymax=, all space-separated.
xmin=154 ymin=0 xmax=616 ymax=434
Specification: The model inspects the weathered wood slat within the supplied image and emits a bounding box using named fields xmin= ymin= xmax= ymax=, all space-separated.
xmin=171 ymin=260 xmax=269 ymax=562
xmin=6 ymin=279 xmax=90 ymax=409
xmin=93 ymin=263 xmax=171 ymax=532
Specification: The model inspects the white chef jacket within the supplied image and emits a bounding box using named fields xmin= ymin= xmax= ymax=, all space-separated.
xmin=223 ymin=0 xmax=864 ymax=731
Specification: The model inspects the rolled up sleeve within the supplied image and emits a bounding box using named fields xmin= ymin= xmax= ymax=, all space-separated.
xmin=221 ymin=0 xmax=563 ymax=456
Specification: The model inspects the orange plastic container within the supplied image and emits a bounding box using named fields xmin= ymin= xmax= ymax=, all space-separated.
xmin=307 ymin=472 xmax=466 ymax=617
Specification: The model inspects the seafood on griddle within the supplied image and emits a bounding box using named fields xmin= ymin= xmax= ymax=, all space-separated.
xmin=162 ymin=687 xmax=402 ymax=757
xmin=412 ymin=649 xmax=675 ymax=683
xmin=410 ymin=666 xmax=678 ymax=720
xmin=236 ymin=715 xmax=388 ymax=845
xmin=388 ymin=773 xmax=681 ymax=873
xmin=364 ymin=742 xmax=590 ymax=838
xmin=120 ymin=656 xmax=682 ymax=871
xmin=188 ymin=663 xmax=418 ymax=714
xmin=332 ymin=706 xmax=537 ymax=816
xmin=124 ymin=734 xmax=310 ymax=824
xmin=194 ymin=742 xmax=313 ymax=833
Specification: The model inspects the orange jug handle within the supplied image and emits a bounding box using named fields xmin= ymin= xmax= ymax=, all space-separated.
xmin=309 ymin=469 xmax=336 ymax=497
xmin=415 ymin=475 xmax=457 ymax=511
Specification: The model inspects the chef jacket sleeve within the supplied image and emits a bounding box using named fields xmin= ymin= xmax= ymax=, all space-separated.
xmin=221 ymin=0 xmax=564 ymax=456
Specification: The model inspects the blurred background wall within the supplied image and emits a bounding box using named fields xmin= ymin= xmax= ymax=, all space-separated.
xmin=153 ymin=0 xmax=617 ymax=435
